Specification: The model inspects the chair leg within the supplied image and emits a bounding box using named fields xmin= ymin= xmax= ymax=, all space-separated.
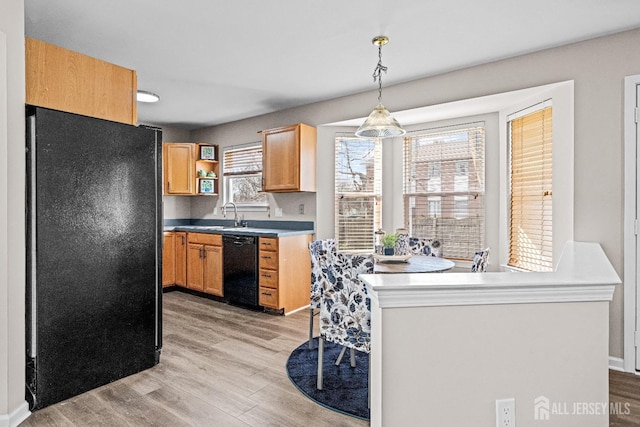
xmin=350 ymin=348 xmax=356 ymax=367
xmin=308 ymin=308 xmax=315 ymax=349
xmin=317 ymin=337 xmax=324 ymax=390
xmin=335 ymin=346 xmax=348 ymax=366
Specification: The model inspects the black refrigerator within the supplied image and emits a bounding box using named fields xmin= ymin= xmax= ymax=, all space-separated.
xmin=25 ymin=106 xmax=163 ymax=410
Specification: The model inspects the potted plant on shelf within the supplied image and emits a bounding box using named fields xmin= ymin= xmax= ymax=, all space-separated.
xmin=381 ymin=233 xmax=398 ymax=256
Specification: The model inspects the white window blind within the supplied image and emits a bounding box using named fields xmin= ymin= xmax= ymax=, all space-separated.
xmin=403 ymin=126 xmax=485 ymax=260
xmin=223 ymin=145 xmax=267 ymax=206
xmin=509 ymin=106 xmax=553 ymax=271
xmin=334 ymin=137 xmax=382 ymax=251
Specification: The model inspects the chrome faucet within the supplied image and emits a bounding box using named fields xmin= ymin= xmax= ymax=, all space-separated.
xmin=222 ymin=202 xmax=240 ymax=227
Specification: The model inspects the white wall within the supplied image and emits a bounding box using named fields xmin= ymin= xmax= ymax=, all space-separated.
xmin=184 ymin=28 xmax=640 ymax=358
xmin=1 ymin=0 xmax=27 ymax=424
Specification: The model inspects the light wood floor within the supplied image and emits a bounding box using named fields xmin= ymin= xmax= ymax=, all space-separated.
xmin=610 ymin=369 xmax=640 ymax=426
xmin=21 ymin=291 xmax=368 ymax=427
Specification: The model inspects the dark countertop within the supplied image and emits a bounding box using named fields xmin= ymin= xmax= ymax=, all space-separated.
xmin=164 ymin=225 xmax=314 ymax=238
xmin=163 ymin=219 xmax=315 ymax=238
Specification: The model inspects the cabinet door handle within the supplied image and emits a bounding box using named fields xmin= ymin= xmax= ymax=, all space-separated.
xmin=260 ymin=255 xmax=271 ymax=259
xmin=199 ymin=248 xmax=204 ymax=258
xmin=261 ymin=274 xmax=272 ymax=278
xmin=181 ymin=235 xmax=185 ymax=245
xmin=261 ymin=291 xmax=272 ymax=296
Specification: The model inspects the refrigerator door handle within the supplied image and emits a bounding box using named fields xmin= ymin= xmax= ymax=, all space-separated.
xmin=27 ymin=113 xmax=37 ymax=359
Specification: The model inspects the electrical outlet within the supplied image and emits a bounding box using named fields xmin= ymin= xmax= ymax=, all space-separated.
xmin=299 ymin=204 xmax=305 ymax=214
xmin=213 ymin=207 xmax=218 ymax=215
xmin=275 ymin=208 xmax=283 ymax=217
xmin=496 ymin=398 xmax=515 ymax=427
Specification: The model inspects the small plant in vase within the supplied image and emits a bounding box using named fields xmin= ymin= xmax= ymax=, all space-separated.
xmin=381 ymin=233 xmax=398 ymax=256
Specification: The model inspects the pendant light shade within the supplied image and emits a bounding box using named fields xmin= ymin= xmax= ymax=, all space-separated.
xmin=355 ymin=36 xmax=405 ymax=139
xmin=355 ymin=103 xmax=405 ymax=138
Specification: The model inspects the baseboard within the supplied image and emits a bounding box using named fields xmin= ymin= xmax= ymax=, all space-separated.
xmin=0 ymin=401 xmax=30 ymax=427
xmin=609 ymin=356 xmax=625 ymax=372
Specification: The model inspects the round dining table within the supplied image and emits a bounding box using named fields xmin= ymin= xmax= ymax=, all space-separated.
xmin=373 ymin=255 xmax=455 ymax=274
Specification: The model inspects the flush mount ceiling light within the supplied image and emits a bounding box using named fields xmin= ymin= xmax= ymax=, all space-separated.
xmin=355 ymin=36 xmax=406 ymax=139
xmin=136 ymin=90 xmax=160 ymax=103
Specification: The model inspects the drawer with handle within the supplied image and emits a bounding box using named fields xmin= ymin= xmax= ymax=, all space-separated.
xmin=259 ymin=268 xmax=278 ymax=289
xmin=259 ymin=237 xmax=278 ymax=251
xmin=259 ymin=286 xmax=278 ymax=308
xmin=259 ymin=250 xmax=278 ymax=270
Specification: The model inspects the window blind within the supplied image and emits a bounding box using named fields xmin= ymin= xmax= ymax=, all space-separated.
xmin=223 ymin=145 xmax=267 ymax=206
xmin=334 ymin=137 xmax=382 ymax=251
xmin=403 ymin=126 xmax=485 ymax=260
xmin=509 ymin=106 xmax=553 ymax=271
xmin=223 ymin=145 xmax=262 ymax=175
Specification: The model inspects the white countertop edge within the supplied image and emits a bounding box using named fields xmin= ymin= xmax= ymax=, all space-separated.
xmin=362 ymin=241 xmax=621 ymax=308
xmin=364 ymin=283 xmax=616 ymax=308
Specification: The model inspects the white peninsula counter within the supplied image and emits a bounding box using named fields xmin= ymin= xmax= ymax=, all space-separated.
xmin=359 ymin=241 xmax=620 ymax=427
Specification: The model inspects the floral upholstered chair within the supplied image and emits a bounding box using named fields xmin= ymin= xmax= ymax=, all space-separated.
xmin=408 ymin=237 xmax=443 ymax=257
xmin=308 ymin=239 xmax=337 ymax=349
xmin=317 ymin=252 xmax=374 ymax=390
xmin=471 ymin=247 xmax=490 ymax=272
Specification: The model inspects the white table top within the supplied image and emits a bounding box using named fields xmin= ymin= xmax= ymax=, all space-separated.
xmin=373 ymin=255 xmax=455 ymax=274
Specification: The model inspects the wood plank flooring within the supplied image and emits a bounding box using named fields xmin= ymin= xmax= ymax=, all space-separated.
xmin=20 ymin=290 xmax=640 ymax=426
xmin=610 ymin=369 xmax=640 ymax=426
xmin=21 ymin=291 xmax=368 ymax=427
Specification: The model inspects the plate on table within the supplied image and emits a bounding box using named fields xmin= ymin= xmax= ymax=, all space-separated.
xmin=374 ymin=254 xmax=412 ymax=263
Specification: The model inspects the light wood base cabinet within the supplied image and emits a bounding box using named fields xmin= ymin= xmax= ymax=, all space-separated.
xmin=163 ymin=231 xmax=187 ymax=288
xmin=175 ymin=232 xmax=187 ymax=286
xmin=186 ymin=233 xmax=223 ymax=296
xmin=258 ymin=234 xmax=312 ymax=314
xmin=162 ymin=232 xmax=176 ymax=287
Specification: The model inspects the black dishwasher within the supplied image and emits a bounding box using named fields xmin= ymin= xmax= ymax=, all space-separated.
xmin=223 ymin=235 xmax=259 ymax=308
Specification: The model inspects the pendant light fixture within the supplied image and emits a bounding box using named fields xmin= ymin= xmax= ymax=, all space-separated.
xmin=355 ymin=36 xmax=405 ymax=139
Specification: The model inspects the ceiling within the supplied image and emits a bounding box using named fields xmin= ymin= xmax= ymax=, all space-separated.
xmin=24 ymin=0 xmax=640 ymax=130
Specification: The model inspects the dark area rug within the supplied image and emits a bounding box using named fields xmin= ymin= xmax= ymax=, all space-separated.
xmin=286 ymin=337 xmax=369 ymax=421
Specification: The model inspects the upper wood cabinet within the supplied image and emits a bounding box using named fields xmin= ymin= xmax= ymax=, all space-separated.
xmin=163 ymin=142 xmax=219 ymax=196
xmin=163 ymin=143 xmax=195 ymax=195
xmin=25 ymin=38 xmax=137 ymax=125
xmin=261 ymin=123 xmax=317 ymax=192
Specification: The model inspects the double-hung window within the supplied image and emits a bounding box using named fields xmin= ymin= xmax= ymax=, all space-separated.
xmin=508 ymin=106 xmax=553 ymax=271
xmin=223 ymin=144 xmax=267 ymax=208
xmin=334 ymin=137 xmax=382 ymax=251
xmin=403 ymin=126 xmax=485 ymax=260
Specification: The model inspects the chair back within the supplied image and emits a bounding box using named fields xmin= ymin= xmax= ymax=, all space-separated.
xmin=471 ymin=248 xmax=490 ymax=272
xmin=319 ymin=253 xmax=374 ymax=353
xmin=408 ymin=237 xmax=443 ymax=257
xmin=309 ymin=239 xmax=337 ymax=309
